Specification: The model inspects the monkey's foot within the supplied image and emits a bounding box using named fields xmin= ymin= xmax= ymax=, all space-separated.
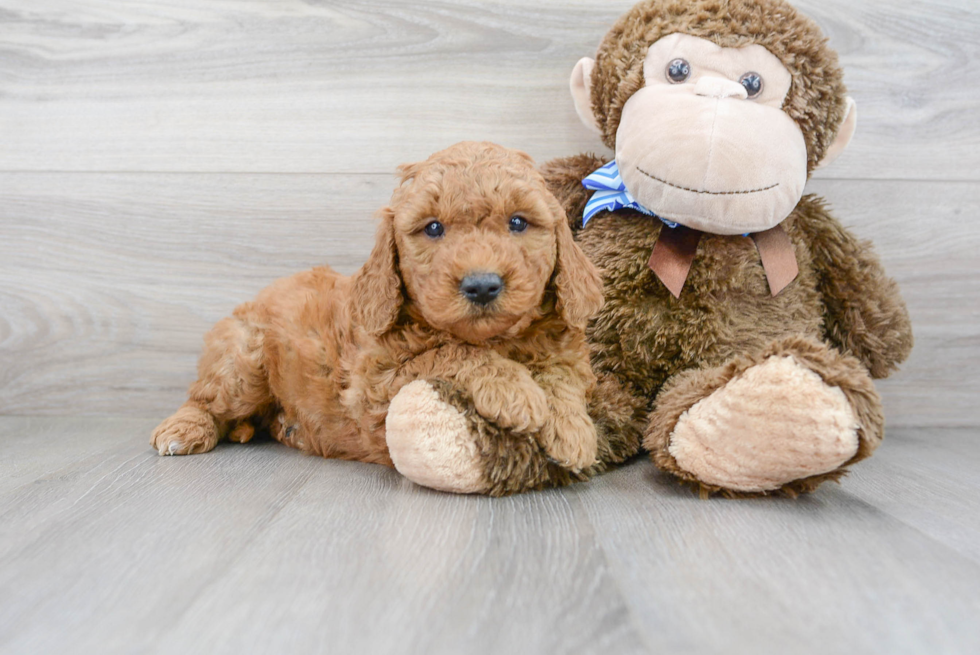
xmin=645 ymin=338 xmax=883 ymax=496
xmin=151 ymin=404 xmax=220 ymax=456
xmin=386 ymin=381 xmax=489 ymax=494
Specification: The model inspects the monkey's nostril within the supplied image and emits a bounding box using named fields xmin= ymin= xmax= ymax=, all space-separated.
xmin=460 ymin=273 xmax=504 ymax=306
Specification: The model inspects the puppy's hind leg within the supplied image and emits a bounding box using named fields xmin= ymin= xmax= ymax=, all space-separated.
xmin=152 ymin=309 xmax=272 ymax=456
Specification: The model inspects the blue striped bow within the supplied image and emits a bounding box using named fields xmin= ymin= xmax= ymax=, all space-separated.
xmin=581 ymin=160 xmax=678 ymax=229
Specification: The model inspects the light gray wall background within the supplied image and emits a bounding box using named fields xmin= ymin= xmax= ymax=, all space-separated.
xmin=1 ymin=0 xmax=977 ymax=426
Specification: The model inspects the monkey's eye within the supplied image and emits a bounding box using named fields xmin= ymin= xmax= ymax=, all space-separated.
xmin=423 ymin=220 xmax=444 ymax=238
xmin=739 ymin=72 xmax=764 ymax=98
xmin=666 ymin=58 xmax=691 ymax=84
xmin=508 ymin=215 xmax=529 ymax=233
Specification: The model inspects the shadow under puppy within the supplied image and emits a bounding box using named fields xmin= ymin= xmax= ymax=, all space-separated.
xmin=151 ymin=141 xmax=605 ymax=495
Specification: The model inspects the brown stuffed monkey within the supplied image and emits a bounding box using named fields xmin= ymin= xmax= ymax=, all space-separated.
xmin=539 ymin=0 xmax=914 ymax=496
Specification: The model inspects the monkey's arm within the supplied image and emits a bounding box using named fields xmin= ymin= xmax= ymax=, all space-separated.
xmin=541 ymin=153 xmax=608 ymax=232
xmin=392 ymin=344 xmax=549 ymax=433
xmin=795 ymin=195 xmax=913 ymax=379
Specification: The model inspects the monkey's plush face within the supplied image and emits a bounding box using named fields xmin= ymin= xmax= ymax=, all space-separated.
xmin=614 ymin=34 xmax=807 ymax=235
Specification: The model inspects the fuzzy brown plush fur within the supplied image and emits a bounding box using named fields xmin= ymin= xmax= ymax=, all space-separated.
xmin=532 ymin=0 xmax=912 ymax=497
xmin=151 ymin=142 xmax=605 ymax=485
xmin=540 ymin=158 xmax=912 ymax=495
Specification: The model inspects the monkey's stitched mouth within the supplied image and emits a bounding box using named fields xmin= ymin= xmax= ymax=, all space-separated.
xmin=637 ymin=167 xmax=779 ymax=196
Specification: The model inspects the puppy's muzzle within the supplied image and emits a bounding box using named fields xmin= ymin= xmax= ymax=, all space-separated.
xmin=460 ymin=273 xmax=503 ymax=306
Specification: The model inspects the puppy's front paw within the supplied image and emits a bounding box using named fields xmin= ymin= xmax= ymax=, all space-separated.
xmin=542 ymin=412 xmax=598 ymax=470
xmin=386 ymin=381 xmax=489 ymax=494
xmin=472 ymin=381 xmax=549 ymax=433
xmin=151 ymin=405 xmax=220 ymax=456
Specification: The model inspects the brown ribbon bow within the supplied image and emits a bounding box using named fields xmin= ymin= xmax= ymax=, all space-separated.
xmin=648 ymin=224 xmax=799 ymax=298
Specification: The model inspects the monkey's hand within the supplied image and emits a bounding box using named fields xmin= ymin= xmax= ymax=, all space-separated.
xmin=394 ymin=346 xmax=550 ymax=433
xmin=797 ymin=197 xmax=914 ymax=378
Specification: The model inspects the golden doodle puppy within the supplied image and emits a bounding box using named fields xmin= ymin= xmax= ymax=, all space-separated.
xmin=151 ymin=142 xmax=604 ymax=495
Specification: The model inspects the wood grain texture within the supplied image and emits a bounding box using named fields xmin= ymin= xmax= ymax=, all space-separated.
xmin=844 ymin=429 xmax=980 ymax=566
xmin=0 ymin=418 xmax=648 ymax=655
xmin=578 ymin=444 xmax=980 ymax=655
xmin=2 ymin=173 xmax=977 ymax=425
xmin=0 ymin=416 xmax=136 ymax=493
xmin=0 ymin=418 xmax=978 ymax=655
xmin=0 ymin=172 xmax=386 ymax=417
xmin=0 ymin=0 xmax=978 ymax=179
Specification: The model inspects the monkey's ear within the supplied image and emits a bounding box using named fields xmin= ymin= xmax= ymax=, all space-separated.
xmin=570 ymin=57 xmax=602 ymax=136
xmin=817 ymin=96 xmax=857 ymax=170
xmin=350 ymin=208 xmax=402 ymax=336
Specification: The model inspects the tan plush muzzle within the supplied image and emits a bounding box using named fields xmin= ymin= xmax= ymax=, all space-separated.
xmin=614 ymin=35 xmax=809 ymax=235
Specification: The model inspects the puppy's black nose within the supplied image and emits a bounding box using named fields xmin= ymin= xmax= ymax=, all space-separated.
xmin=460 ymin=273 xmax=503 ymax=305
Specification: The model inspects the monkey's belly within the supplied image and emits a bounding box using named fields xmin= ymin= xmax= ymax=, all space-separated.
xmin=585 ymin=229 xmax=824 ymax=400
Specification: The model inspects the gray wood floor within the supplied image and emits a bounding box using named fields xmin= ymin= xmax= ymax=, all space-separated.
xmin=1 ymin=418 xmax=979 ymax=655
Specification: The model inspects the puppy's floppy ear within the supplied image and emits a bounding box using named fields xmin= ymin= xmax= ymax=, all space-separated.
xmin=551 ymin=198 xmax=604 ymax=327
xmin=350 ymin=207 xmax=402 ymax=335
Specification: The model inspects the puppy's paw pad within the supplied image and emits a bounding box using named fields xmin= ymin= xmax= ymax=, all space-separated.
xmin=668 ymin=355 xmax=859 ymax=492
xmin=387 ymin=381 xmax=488 ymax=494
xmin=151 ymin=407 xmax=219 ymax=456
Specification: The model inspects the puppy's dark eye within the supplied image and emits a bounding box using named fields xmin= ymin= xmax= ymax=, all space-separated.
xmin=508 ymin=216 xmax=528 ymax=233
xmin=423 ymin=221 xmax=444 ymax=238
xmin=666 ymin=58 xmax=691 ymax=84
xmin=739 ymin=72 xmax=764 ymax=98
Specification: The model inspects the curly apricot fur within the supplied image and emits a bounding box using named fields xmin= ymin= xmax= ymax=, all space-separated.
xmin=151 ymin=142 xmax=604 ymax=479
